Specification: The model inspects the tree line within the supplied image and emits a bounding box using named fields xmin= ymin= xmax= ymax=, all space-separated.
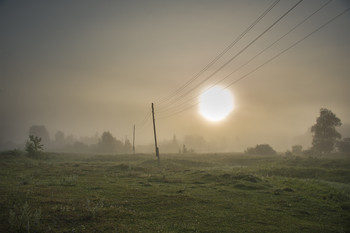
xmin=245 ymin=108 xmax=350 ymax=156
xmin=23 ymin=108 xmax=350 ymax=157
xmin=25 ymin=126 xmax=132 ymax=155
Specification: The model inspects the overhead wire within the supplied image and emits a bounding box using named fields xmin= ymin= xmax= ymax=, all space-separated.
xmin=157 ymin=3 xmax=350 ymax=120
xmin=156 ymin=0 xmax=304 ymax=114
xmin=136 ymin=108 xmax=152 ymax=131
xmin=223 ymin=5 xmax=350 ymax=89
xmin=156 ymin=0 xmax=334 ymax=117
xmin=154 ymin=0 xmax=281 ymax=106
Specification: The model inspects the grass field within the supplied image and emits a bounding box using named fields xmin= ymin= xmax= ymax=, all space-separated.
xmin=0 ymin=152 xmax=349 ymax=232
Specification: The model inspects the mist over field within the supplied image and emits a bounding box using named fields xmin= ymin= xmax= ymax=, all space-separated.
xmin=1 ymin=0 xmax=350 ymax=153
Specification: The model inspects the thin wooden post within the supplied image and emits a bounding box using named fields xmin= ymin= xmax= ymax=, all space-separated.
xmin=132 ymin=124 xmax=135 ymax=155
xmin=151 ymin=103 xmax=160 ymax=164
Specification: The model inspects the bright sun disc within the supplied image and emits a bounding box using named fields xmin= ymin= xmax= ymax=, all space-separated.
xmin=199 ymin=86 xmax=234 ymax=122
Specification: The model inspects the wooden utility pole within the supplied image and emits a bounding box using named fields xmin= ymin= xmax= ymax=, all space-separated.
xmin=151 ymin=103 xmax=160 ymax=164
xmin=132 ymin=124 xmax=135 ymax=155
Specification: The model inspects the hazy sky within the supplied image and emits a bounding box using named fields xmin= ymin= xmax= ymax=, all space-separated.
xmin=1 ymin=0 xmax=350 ymax=151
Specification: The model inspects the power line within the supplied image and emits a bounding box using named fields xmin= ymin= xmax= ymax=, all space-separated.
xmin=157 ymin=4 xmax=350 ymax=120
xmin=136 ymin=108 xmax=152 ymax=131
xmin=157 ymin=0 xmax=334 ymax=116
xmin=156 ymin=0 xmax=304 ymax=112
xmin=215 ymin=0 xmax=335 ymax=86
xmin=156 ymin=100 xmax=198 ymax=120
xmin=154 ymin=0 xmax=281 ymax=106
xmin=224 ymin=6 xmax=350 ymax=89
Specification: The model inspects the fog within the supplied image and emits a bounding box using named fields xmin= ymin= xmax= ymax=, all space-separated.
xmin=1 ymin=0 xmax=350 ymax=152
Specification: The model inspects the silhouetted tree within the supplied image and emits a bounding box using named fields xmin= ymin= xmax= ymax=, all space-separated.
xmin=311 ymin=108 xmax=341 ymax=154
xmin=337 ymin=138 xmax=350 ymax=153
xmin=25 ymin=135 xmax=43 ymax=158
xmin=245 ymin=144 xmax=276 ymax=155
xmin=97 ymin=131 xmax=123 ymax=153
xmin=29 ymin=125 xmax=51 ymax=146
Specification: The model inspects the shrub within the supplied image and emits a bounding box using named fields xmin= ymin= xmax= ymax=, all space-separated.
xmin=25 ymin=135 xmax=43 ymax=158
xmin=245 ymin=144 xmax=276 ymax=156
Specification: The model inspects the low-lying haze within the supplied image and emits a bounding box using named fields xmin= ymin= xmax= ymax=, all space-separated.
xmin=1 ymin=0 xmax=349 ymax=152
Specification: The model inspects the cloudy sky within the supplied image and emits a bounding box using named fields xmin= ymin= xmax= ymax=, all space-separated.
xmin=1 ymin=0 xmax=349 ymax=151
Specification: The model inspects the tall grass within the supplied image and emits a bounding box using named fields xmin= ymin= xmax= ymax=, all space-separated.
xmin=9 ymin=202 xmax=41 ymax=233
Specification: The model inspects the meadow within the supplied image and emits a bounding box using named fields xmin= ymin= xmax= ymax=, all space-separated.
xmin=0 ymin=152 xmax=349 ymax=232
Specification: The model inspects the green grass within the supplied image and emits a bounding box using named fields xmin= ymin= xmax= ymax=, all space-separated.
xmin=0 ymin=153 xmax=349 ymax=232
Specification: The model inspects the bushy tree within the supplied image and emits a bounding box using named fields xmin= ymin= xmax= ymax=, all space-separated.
xmin=29 ymin=125 xmax=51 ymax=146
xmin=25 ymin=135 xmax=43 ymax=158
xmin=311 ymin=108 xmax=341 ymax=154
xmin=245 ymin=144 xmax=276 ymax=155
xmin=96 ymin=131 xmax=123 ymax=153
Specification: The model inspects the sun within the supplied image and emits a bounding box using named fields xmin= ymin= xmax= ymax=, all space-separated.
xmin=199 ymin=86 xmax=234 ymax=122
